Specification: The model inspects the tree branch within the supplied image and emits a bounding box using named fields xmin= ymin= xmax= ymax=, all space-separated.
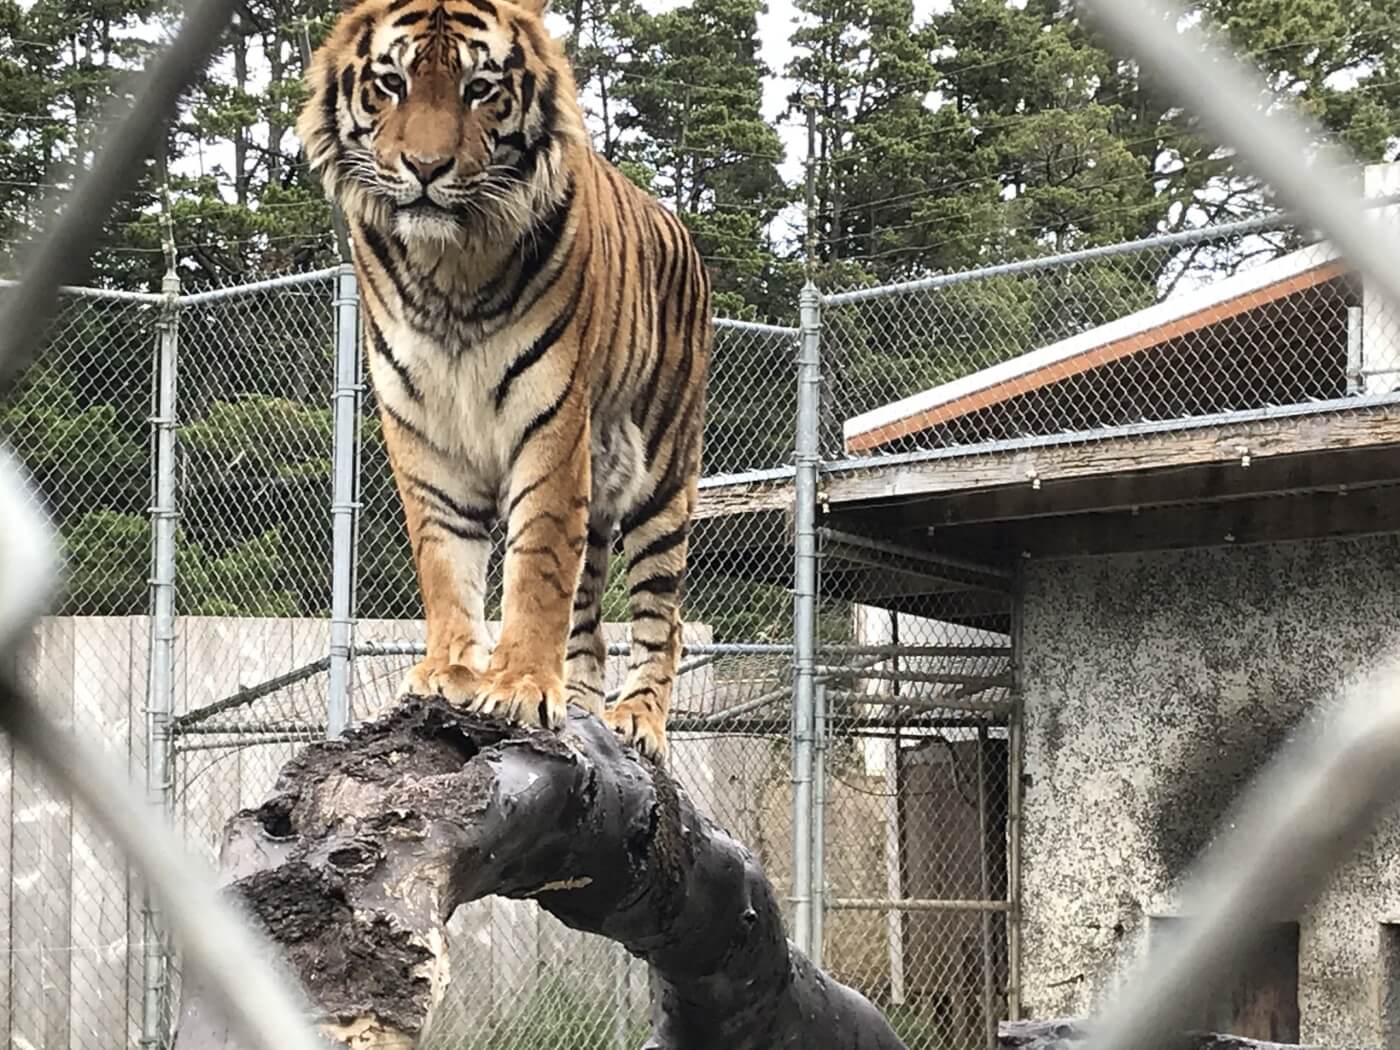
xmin=171 ymin=697 xmax=907 ymax=1050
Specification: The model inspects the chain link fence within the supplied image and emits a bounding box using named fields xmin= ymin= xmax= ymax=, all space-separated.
xmin=824 ymin=218 xmax=1397 ymax=464
xmin=1 ymin=286 xmax=165 ymax=1050
xmin=5 ymin=202 xmax=1388 ymax=1049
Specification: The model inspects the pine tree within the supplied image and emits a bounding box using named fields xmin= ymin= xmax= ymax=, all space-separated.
xmin=611 ymin=0 xmax=793 ymax=319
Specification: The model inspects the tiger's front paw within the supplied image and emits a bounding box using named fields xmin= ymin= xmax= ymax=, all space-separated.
xmin=471 ymin=668 xmax=567 ymax=729
xmin=603 ymin=698 xmax=668 ymax=760
xmin=398 ymin=658 xmax=441 ymax=700
xmin=429 ymin=664 xmax=484 ymax=706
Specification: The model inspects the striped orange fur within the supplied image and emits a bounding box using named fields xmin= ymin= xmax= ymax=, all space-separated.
xmin=296 ymin=0 xmax=711 ymax=758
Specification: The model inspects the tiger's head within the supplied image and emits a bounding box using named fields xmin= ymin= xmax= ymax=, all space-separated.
xmin=296 ymin=0 xmax=584 ymax=245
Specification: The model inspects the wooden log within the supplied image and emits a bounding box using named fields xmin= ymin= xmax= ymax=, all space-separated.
xmin=998 ymin=1018 xmax=1375 ymax=1050
xmin=171 ymin=697 xmax=906 ymax=1050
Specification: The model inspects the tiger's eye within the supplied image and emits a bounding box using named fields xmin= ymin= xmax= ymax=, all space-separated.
xmin=464 ymin=78 xmax=495 ymax=102
xmin=379 ymin=72 xmax=406 ymax=95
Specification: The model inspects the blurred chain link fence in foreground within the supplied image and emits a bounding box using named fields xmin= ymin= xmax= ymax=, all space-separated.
xmin=3 ymin=199 xmax=1389 ymax=1048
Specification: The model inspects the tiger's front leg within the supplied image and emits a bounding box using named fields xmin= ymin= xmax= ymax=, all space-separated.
xmin=383 ymin=417 xmax=494 ymax=708
xmin=471 ymin=405 xmax=590 ymax=730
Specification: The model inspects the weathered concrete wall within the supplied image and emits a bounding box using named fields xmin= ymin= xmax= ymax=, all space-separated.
xmin=1020 ymin=533 xmax=1400 ymax=1046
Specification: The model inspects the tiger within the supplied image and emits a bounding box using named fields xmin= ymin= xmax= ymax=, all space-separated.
xmin=295 ymin=0 xmax=711 ymax=758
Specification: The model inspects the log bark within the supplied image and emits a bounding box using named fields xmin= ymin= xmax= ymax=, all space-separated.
xmin=998 ymin=1019 xmax=1374 ymax=1050
xmin=172 ymin=697 xmax=907 ymax=1050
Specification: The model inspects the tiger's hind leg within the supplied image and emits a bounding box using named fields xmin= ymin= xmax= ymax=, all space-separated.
xmin=604 ymin=483 xmax=693 ymax=759
xmin=563 ymin=518 xmax=615 ymax=718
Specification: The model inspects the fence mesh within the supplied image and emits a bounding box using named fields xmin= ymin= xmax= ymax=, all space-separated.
xmin=825 ymin=229 xmax=1398 ymax=463
xmin=5 ymin=209 xmax=1386 ymax=1049
xmin=813 ymin=527 xmax=1015 ymax=1050
xmin=1 ymin=290 xmax=161 ymax=1050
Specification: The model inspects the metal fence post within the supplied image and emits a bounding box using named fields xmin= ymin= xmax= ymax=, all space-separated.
xmin=810 ymin=678 xmax=828 ymax=968
xmin=790 ymin=278 xmax=822 ymax=955
xmin=1006 ymin=568 xmax=1025 ymax=1022
xmin=328 ymin=262 xmax=361 ymax=739
xmin=142 ymin=267 xmax=180 ymax=1050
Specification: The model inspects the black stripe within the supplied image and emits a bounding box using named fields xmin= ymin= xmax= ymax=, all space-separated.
xmin=321 ymin=66 xmax=340 ymax=135
xmin=449 ymin=10 xmax=487 ymax=28
xmin=472 ymin=180 xmax=574 ymax=322
xmin=538 ymin=69 xmax=557 ymax=126
xmin=519 ymin=70 xmax=536 ymax=116
xmin=621 ymin=478 xmax=683 ymax=534
xmin=493 ymin=278 xmax=581 ymax=410
xmin=359 ymin=224 xmax=418 ymax=308
xmin=506 ymin=474 xmax=547 ymax=518
xmin=632 ymin=639 xmax=669 ymax=655
xmin=387 ymin=0 xmax=414 ymax=11
xmin=510 ymin=370 xmax=575 ymax=463
xmin=509 ymin=510 xmax=569 ymax=542
xmin=570 ymin=618 xmax=599 ymax=638
xmin=356 ymin=25 xmax=372 ymax=57
xmin=537 ymin=571 xmax=572 ymax=600
xmin=627 ymin=525 xmax=688 ymax=571
xmin=680 ymin=240 xmax=707 ymax=342
xmin=380 ymin=400 xmax=443 ymax=454
xmin=465 ymin=0 xmax=498 ymax=14
xmin=630 ymin=574 xmax=681 ymax=598
xmin=365 ymin=312 xmax=423 ymax=403
xmin=504 ymin=39 xmax=526 ymax=72
xmin=426 ymin=514 xmax=491 ymax=542
xmin=405 ymin=473 xmax=495 ymax=526
xmin=395 ymin=10 xmax=428 ymax=24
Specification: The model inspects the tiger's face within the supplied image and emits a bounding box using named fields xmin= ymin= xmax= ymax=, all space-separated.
xmin=297 ymin=0 xmax=582 ymax=244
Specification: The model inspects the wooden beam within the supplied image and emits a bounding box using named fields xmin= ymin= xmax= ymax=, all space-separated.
xmin=825 ymin=406 xmax=1400 ymax=508
xmin=695 ymin=479 xmax=793 ymax=521
xmin=830 ymin=443 xmax=1400 ymax=534
xmin=941 ymin=484 xmax=1400 ymax=561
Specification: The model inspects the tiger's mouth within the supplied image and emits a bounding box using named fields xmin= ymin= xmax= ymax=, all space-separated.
xmin=396 ymin=197 xmax=457 ymax=218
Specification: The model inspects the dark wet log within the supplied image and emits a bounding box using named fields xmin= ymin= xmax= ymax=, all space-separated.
xmin=172 ymin=697 xmax=906 ymax=1050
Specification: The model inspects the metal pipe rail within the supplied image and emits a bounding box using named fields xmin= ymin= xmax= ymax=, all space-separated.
xmin=827 ymin=898 xmax=1011 ymax=914
xmin=0 ymin=0 xmax=327 ymax=1042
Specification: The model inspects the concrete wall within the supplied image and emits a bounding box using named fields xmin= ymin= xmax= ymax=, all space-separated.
xmin=1019 ymin=532 xmax=1400 ymax=1046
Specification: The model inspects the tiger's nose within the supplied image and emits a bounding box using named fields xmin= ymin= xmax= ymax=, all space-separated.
xmin=403 ymin=153 xmax=455 ymax=187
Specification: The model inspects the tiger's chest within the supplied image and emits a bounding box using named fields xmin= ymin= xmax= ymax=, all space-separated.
xmin=366 ymin=313 xmax=542 ymax=487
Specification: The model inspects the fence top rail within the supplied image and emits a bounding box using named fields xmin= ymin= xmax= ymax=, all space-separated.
xmin=0 ymin=277 xmax=164 ymax=305
xmin=822 ymin=194 xmax=1400 ymax=307
xmin=179 ymin=266 xmax=340 ymax=306
xmin=714 ymin=316 xmax=798 ymax=337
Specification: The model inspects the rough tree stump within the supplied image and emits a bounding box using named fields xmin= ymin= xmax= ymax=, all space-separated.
xmin=171 ymin=697 xmax=907 ymax=1050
